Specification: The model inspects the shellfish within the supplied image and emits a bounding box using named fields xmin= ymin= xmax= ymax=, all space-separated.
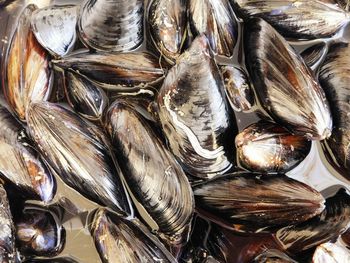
xmin=312 ymin=242 xmax=350 ymax=262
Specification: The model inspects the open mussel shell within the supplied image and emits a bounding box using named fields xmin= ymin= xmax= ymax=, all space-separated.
xmin=106 ymin=101 xmax=194 ymax=248
xmin=193 ymin=172 xmax=325 ymax=233
xmin=220 ymin=65 xmax=254 ymax=112
xmin=312 ymin=242 xmax=350 ymax=262
xmin=52 ymin=51 xmax=165 ymax=91
xmin=3 ymin=4 xmax=53 ymax=122
xmin=15 ymin=208 xmax=65 ymax=257
xmin=26 ymin=101 xmax=132 ymax=216
xmin=253 ymin=249 xmax=297 ymax=263
xmin=30 ymin=5 xmax=78 ymax=57
xmin=300 ymin=42 xmax=327 ymax=69
xmin=189 ymin=0 xmax=238 ymax=57
xmin=90 ymin=209 xmax=177 ymax=263
xmin=65 ymin=70 xmax=108 ymax=122
xmin=319 ymin=42 xmax=350 ymax=177
xmin=244 ymin=18 xmax=332 ymax=140
xmin=235 ymin=121 xmax=311 ymax=173
xmin=78 ymin=0 xmax=143 ymax=51
xmin=157 ymin=35 xmax=237 ymax=179
xmin=148 ymin=0 xmax=187 ymax=62
xmin=0 ymin=104 xmax=55 ymax=202
xmin=233 ymin=0 xmax=349 ymax=39
xmin=276 ymin=189 xmax=350 ymax=254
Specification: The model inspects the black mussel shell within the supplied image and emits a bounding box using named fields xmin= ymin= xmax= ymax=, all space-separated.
xmin=253 ymin=249 xmax=297 ymax=263
xmin=234 ymin=0 xmax=348 ymax=39
xmin=157 ymin=35 xmax=237 ymax=179
xmin=235 ymin=121 xmax=311 ymax=173
xmin=26 ymin=102 xmax=133 ymax=216
xmin=276 ymin=189 xmax=350 ymax=254
xmin=244 ymin=18 xmax=332 ymax=140
xmin=106 ymin=101 xmax=194 ymax=248
xmin=193 ymin=172 xmax=325 ymax=232
xmin=319 ymin=42 xmax=350 ymax=177
xmin=312 ymin=242 xmax=350 ymax=262
xmin=300 ymin=42 xmax=327 ymax=69
xmin=90 ymin=209 xmax=177 ymax=263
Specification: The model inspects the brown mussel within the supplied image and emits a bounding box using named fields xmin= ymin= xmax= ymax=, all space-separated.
xmin=193 ymin=172 xmax=325 ymax=233
xmin=78 ymin=0 xmax=143 ymax=51
xmin=234 ymin=0 xmax=349 ymax=39
xmin=235 ymin=121 xmax=311 ymax=173
xmin=244 ymin=18 xmax=332 ymax=140
xmin=253 ymin=249 xmax=297 ymax=263
xmin=90 ymin=209 xmax=177 ymax=263
xmin=319 ymin=42 xmax=350 ymax=178
xmin=3 ymin=4 xmax=53 ymax=122
xmin=312 ymin=242 xmax=350 ymax=262
xmin=0 ymin=103 xmax=55 ymax=202
xmin=148 ymin=0 xmax=187 ymax=62
xmin=26 ymin=101 xmax=132 ymax=215
xmin=157 ymin=35 xmax=237 ymax=179
xmin=189 ymin=0 xmax=238 ymax=57
xmin=106 ymin=100 xmax=194 ymax=249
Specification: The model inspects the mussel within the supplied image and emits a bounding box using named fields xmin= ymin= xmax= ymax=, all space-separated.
xmin=235 ymin=121 xmax=311 ymax=173
xmin=3 ymin=4 xmax=53 ymax=122
xmin=148 ymin=0 xmax=187 ymax=61
xmin=312 ymin=242 xmax=350 ymax=262
xmin=90 ymin=209 xmax=176 ymax=263
xmin=24 ymin=258 xmax=78 ymax=263
xmin=253 ymin=249 xmax=297 ymax=263
xmin=244 ymin=18 xmax=332 ymax=140
xmin=193 ymin=172 xmax=325 ymax=232
xmin=78 ymin=0 xmax=143 ymax=51
xmin=276 ymin=189 xmax=350 ymax=254
xmin=157 ymin=35 xmax=237 ymax=179
xmin=26 ymin=102 xmax=132 ymax=215
xmin=335 ymin=0 xmax=350 ymax=11
xmin=300 ymin=42 xmax=327 ymax=69
xmin=0 ymin=103 xmax=55 ymax=202
xmin=234 ymin=0 xmax=348 ymax=39
xmin=106 ymin=101 xmax=194 ymax=248
xmin=319 ymin=42 xmax=350 ymax=177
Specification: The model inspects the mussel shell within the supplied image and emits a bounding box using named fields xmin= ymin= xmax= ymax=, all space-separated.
xmin=253 ymin=249 xmax=297 ymax=263
xmin=244 ymin=18 xmax=332 ymax=140
xmin=24 ymin=258 xmax=78 ymax=263
xmin=234 ymin=0 xmax=348 ymax=39
xmin=148 ymin=0 xmax=187 ymax=61
xmin=235 ymin=121 xmax=311 ymax=173
xmin=157 ymin=35 xmax=237 ymax=179
xmin=0 ymin=104 xmax=55 ymax=202
xmin=52 ymin=51 xmax=165 ymax=91
xmin=26 ymin=102 xmax=132 ymax=215
xmin=319 ymin=42 xmax=350 ymax=177
xmin=189 ymin=0 xmax=238 ymax=57
xmin=193 ymin=172 xmax=325 ymax=232
xmin=220 ymin=65 xmax=254 ymax=112
xmin=90 ymin=209 xmax=176 ymax=263
xmin=78 ymin=0 xmax=143 ymax=51
xmin=3 ymin=4 xmax=53 ymax=122
xmin=300 ymin=42 xmax=327 ymax=69
xmin=16 ymin=208 xmax=65 ymax=256
xmin=276 ymin=189 xmax=350 ymax=254
xmin=30 ymin=5 xmax=78 ymax=57
xmin=106 ymin=101 xmax=194 ymax=247
xmin=312 ymin=242 xmax=350 ymax=262
xmin=65 ymin=70 xmax=108 ymax=122
xmin=335 ymin=0 xmax=350 ymax=11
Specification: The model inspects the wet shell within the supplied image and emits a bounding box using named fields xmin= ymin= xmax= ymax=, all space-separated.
xmin=312 ymin=242 xmax=350 ymax=262
xmin=276 ymin=189 xmax=350 ymax=254
xmin=157 ymin=35 xmax=237 ymax=179
xmin=106 ymin=101 xmax=194 ymax=247
xmin=300 ymin=42 xmax=327 ymax=69
xmin=65 ymin=70 xmax=108 ymax=122
xmin=16 ymin=208 xmax=65 ymax=257
xmin=335 ymin=0 xmax=350 ymax=11
xmin=3 ymin=4 xmax=53 ymax=122
xmin=244 ymin=18 xmax=332 ymax=140
xmin=52 ymin=51 xmax=165 ymax=91
xmin=235 ymin=121 xmax=311 ymax=173
xmin=78 ymin=0 xmax=143 ymax=51
xmin=220 ymin=65 xmax=254 ymax=112
xmin=319 ymin=42 xmax=350 ymax=177
xmin=148 ymin=0 xmax=187 ymax=61
xmin=234 ymin=0 xmax=348 ymax=39
xmin=189 ymin=0 xmax=238 ymax=57
xmin=26 ymin=102 xmax=132 ymax=215
xmin=24 ymin=258 xmax=78 ymax=263
xmin=30 ymin=5 xmax=78 ymax=57
xmin=193 ymin=172 xmax=325 ymax=232
xmin=90 ymin=209 xmax=177 ymax=263
xmin=253 ymin=249 xmax=297 ymax=263
xmin=0 ymin=104 xmax=55 ymax=202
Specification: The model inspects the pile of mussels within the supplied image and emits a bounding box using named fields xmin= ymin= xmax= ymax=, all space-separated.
xmin=1 ymin=0 xmax=350 ymax=262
